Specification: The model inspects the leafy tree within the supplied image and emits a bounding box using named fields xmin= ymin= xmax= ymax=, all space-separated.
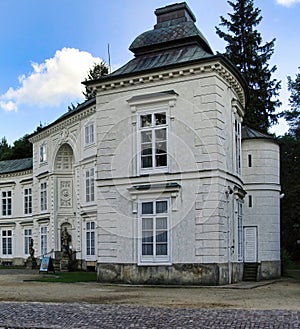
xmin=11 ymin=134 xmax=32 ymax=159
xmin=83 ymin=62 xmax=109 ymax=100
xmin=216 ymin=0 xmax=281 ymax=133
xmin=279 ymin=69 xmax=300 ymax=260
xmin=0 ymin=137 xmax=12 ymax=161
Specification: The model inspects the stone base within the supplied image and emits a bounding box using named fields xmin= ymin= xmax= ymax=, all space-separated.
xmin=259 ymin=261 xmax=281 ymax=280
xmin=96 ymin=263 xmax=244 ymax=286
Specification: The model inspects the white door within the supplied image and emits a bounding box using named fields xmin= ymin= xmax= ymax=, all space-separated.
xmin=244 ymin=226 xmax=257 ymax=263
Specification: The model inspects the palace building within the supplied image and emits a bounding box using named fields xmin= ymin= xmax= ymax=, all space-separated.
xmin=0 ymin=2 xmax=281 ymax=284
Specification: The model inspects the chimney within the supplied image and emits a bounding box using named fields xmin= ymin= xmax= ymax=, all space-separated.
xmin=154 ymin=2 xmax=196 ymax=29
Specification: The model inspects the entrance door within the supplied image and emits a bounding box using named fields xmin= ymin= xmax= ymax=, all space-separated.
xmin=244 ymin=226 xmax=257 ymax=263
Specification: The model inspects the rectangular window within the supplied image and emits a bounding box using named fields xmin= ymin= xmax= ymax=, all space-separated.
xmin=2 ymin=191 xmax=12 ymax=216
xmin=86 ymin=221 xmax=96 ymax=256
xmin=2 ymin=230 xmax=12 ymax=255
xmin=40 ymin=182 xmax=47 ymax=211
xmin=24 ymin=188 xmax=32 ymax=215
xmin=248 ymin=195 xmax=253 ymax=208
xmin=235 ymin=119 xmax=241 ymax=174
xmin=85 ymin=123 xmax=95 ymax=145
xmin=139 ymin=112 xmax=168 ymax=172
xmin=237 ymin=201 xmax=243 ymax=261
xmin=40 ymin=226 xmax=47 ymax=255
xmin=248 ymin=154 xmax=252 ymax=167
xmin=39 ymin=144 xmax=47 ymax=163
xmin=85 ymin=168 xmax=95 ymax=203
xmin=139 ymin=200 xmax=169 ymax=264
xmin=24 ymin=228 xmax=32 ymax=255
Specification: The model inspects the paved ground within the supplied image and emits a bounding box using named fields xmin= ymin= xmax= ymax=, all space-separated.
xmin=0 ymin=269 xmax=299 ymax=328
xmin=0 ymin=302 xmax=299 ymax=329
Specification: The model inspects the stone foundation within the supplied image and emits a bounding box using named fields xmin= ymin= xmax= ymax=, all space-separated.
xmin=259 ymin=261 xmax=281 ymax=280
xmin=97 ymin=263 xmax=244 ymax=285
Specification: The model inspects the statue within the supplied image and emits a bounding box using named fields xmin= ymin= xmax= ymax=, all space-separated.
xmin=61 ymin=227 xmax=72 ymax=258
xmin=28 ymin=238 xmax=37 ymax=269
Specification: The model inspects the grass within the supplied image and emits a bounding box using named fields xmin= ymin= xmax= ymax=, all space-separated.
xmin=36 ymin=271 xmax=97 ymax=283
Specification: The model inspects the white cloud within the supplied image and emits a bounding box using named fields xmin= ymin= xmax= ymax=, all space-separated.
xmin=276 ymin=0 xmax=300 ymax=7
xmin=0 ymin=48 xmax=103 ymax=112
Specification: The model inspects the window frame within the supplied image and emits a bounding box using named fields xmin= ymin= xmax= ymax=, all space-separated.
xmin=1 ymin=229 xmax=13 ymax=256
xmin=39 ymin=143 xmax=47 ymax=164
xmin=85 ymin=167 xmax=95 ymax=203
xmin=137 ymin=109 xmax=169 ymax=175
xmin=24 ymin=228 xmax=32 ymax=255
xmin=235 ymin=118 xmax=241 ymax=174
xmin=24 ymin=187 xmax=32 ymax=215
xmin=40 ymin=226 xmax=48 ymax=256
xmin=138 ymin=198 xmax=171 ymax=265
xmin=84 ymin=122 xmax=95 ymax=146
xmin=237 ymin=201 xmax=243 ymax=261
xmin=2 ymin=190 xmax=12 ymax=217
xmin=40 ymin=182 xmax=47 ymax=212
xmin=86 ymin=221 xmax=96 ymax=259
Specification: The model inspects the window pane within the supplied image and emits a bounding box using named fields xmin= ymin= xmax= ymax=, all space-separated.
xmin=155 ymin=113 xmax=166 ymax=125
xmin=141 ymin=131 xmax=152 ymax=143
xmin=156 ymin=217 xmax=167 ymax=229
xmin=141 ymin=144 xmax=152 ymax=155
xmin=142 ymin=244 xmax=153 ymax=255
xmin=142 ymin=203 xmax=153 ymax=215
xmin=155 ymin=128 xmax=166 ymax=141
xmin=142 ymin=231 xmax=154 ymax=243
xmin=156 ymin=244 xmax=167 ymax=255
xmin=156 ymin=231 xmax=167 ymax=243
xmin=156 ymin=201 xmax=167 ymax=214
xmin=155 ymin=154 xmax=167 ymax=167
xmin=141 ymin=114 xmax=152 ymax=127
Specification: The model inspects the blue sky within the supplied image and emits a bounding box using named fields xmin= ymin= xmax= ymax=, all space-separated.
xmin=0 ymin=0 xmax=299 ymax=144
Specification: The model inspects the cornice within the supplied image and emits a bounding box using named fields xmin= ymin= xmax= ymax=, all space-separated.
xmin=0 ymin=169 xmax=33 ymax=180
xmin=29 ymin=106 xmax=96 ymax=143
xmin=92 ymin=61 xmax=246 ymax=107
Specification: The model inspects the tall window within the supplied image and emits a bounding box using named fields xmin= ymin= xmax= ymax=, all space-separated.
xmin=86 ymin=221 xmax=96 ymax=256
xmin=139 ymin=200 xmax=170 ymax=263
xmin=24 ymin=228 xmax=32 ymax=255
xmin=85 ymin=123 xmax=95 ymax=145
xmin=237 ymin=201 xmax=243 ymax=261
xmin=235 ymin=119 xmax=241 ymax=174
xmin=39 ymin=143 xmax=47 ymax=163
xmin=139 ymin=111 xmax=168 ymax=172
xmin=24 ymin=188 xmax=32 ymax=215
xmin=2 ymin=230 xmax=12 ymax=255
xmin=85 ymin=168 xmax=95 ymax=203
xmin=40 ymin=182 xmax=47 ymax=211
xmin=40 ymin=226 xmax=47 ymax=255
xmin=2 ymin=191 xmax=12 ymax=216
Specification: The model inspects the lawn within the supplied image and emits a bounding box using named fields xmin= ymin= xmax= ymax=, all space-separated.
xmin=33 ymin=271 xmax=97 ymax=283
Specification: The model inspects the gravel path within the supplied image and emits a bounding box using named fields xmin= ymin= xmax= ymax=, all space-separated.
xmin=0 ymin=302 xmax=299 ymax=329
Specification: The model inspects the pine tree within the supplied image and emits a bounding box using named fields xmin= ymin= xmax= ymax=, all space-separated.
xmin=83 ymin=62 xmax=109 ymax=100
xmin=283 ymin=68 xmax=300 ymax=136
xmin=216 ymin=0 xmax=281 ymax=133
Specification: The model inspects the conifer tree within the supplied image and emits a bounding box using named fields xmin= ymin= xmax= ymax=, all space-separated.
xmin=216 ymin=0 xmax=281 ymax=133
xmin=83 ymin=62 xmax=109 ymax=100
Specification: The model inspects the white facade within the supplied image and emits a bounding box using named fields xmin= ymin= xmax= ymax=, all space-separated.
xmin=0 ymin=2 xmax=280 ymax=284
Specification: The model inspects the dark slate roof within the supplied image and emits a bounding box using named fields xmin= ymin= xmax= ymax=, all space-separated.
xmin=0 ymin=158 xmax=33 ymax=174
xmin=29 ymin=97 xmax=96 ymax=139
xmin=85 ymin=3 xmax=215 ymax=82
xmin=242 ymin=126 xmax=276 ymax=141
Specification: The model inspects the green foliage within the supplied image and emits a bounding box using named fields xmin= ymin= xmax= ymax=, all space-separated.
xmin=279 ymin=133 xmax=300 ymax=260
xmin=282 ymin=68 xmax=300 ymax=136
xmin=0 ymin=137 xmax=13 ymax=161
xmin=216 ymin=0 xmax=281 ymax=133
xmin=83 ymin=61 xmax=109 ymax=100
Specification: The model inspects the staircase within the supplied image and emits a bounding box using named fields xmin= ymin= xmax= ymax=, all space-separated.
xmin=243 ymin=263 xmax=259 ymax=281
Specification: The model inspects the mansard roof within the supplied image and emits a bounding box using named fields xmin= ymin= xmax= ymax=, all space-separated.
xmin=0 ymin=158 xmax=32 ymax=174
